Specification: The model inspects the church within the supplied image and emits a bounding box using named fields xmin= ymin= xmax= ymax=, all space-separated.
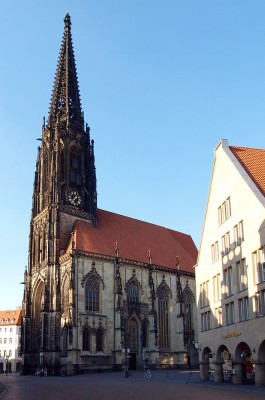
xmin=21 ymin=14 xmax=198 ymax=375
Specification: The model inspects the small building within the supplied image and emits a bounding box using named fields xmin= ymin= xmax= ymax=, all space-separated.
xmin=196 ymin=139 xmax=265 ymax=386
xmin=0 ymin=309 xmax=22 ymax=373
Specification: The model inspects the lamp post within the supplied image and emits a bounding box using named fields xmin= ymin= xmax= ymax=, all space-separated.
xmin=122 ymin=348 xmax=130 ymax=378
xmin=5 ymin=355 xmax=9 ymax=375
xmin=40 ymin=351 xmax=44 ymax=367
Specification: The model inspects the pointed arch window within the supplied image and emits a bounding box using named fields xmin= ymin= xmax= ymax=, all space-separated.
xmin=126 ymin=280 xmax=139 ymax=305
xmin=83 ymin=328 xmax=90 ymax=351
xmin=62 ymin=326 xmax=68 ymax=356
xmin=70 ymin=145 xmax=81 ymax=185
xmin=157 ymin=285 xmax=170 ymax=349
xmin=142 ymin=320 xmax=149 ymax=348
xmin=42 ymin=147 xmax=49 ymax=194
xmin=85 ymin=276 xmax=100 ymax=312
xmin=62 ymin=276 xmax=70 ymax=315
xmin=96 ymin=328 xmax=104 ymax=352
xmin=182 ymin=286 xmax=195 ymax=345
xmin=128 ymin=318 xmax=138 ymax=352
xmin=33 ymin=282 xmax=45 ymax=351
xmin=60 ymin=143 xmax=65 ymax=181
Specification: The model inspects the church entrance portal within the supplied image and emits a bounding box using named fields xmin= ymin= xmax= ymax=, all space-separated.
xmin=129 ymin=353 xmax=137 ymax=370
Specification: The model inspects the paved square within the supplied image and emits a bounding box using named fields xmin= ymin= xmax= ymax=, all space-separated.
xmin=1 ymin=370 xmax=265 ymax=400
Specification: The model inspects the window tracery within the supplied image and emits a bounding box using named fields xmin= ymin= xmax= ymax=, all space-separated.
xmin=85 ymin=276 xmax=100 ymax=312
xmin=126 ymin=275 xmax=140 ymax=305
xmin=157 ymin=283 xmax=170 ymax=349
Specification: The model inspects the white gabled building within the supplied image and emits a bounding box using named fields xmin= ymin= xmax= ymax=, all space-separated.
xmin=196 ymin=139 xmax=265 ymax=387
xmin=0 ymin=308 xmax=22 ymax=373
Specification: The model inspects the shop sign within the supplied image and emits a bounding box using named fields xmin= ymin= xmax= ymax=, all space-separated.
xmin=221 ymin=331 xmax=241 ymax=340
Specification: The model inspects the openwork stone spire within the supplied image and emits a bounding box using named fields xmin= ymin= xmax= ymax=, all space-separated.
xmin=48 ymin=14 xmax=83 ymax=129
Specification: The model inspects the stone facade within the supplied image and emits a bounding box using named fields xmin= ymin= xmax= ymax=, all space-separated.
xmin=196 ymin=139 xmax=265 ymax=386
xmin=58 ymin=249 xmax=197 ymax=373
xmin=21 ymin=14 xmax=198 ymax=375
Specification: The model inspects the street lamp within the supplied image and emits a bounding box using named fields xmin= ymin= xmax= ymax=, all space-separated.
xmin=5 ymin=355 xmax=9 ymax=375
xmin=122 ymin=348 xmax=130 ymax=378
xmin=40 ymin=351 xmax=44 ymax=366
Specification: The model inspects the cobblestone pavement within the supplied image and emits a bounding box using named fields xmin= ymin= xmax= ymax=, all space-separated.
xmin=1 ymin=370 xmax=265 ymax=400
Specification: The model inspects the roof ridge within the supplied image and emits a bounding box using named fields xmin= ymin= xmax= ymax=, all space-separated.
xmin=97 ymin=208 xmax=187 ymax=236
xmin=230 ymin=145 xmax=265 ymax=152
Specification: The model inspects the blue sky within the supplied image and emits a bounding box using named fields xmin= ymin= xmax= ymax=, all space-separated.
xmin=1 ymin=0 xmax=265 ymax=310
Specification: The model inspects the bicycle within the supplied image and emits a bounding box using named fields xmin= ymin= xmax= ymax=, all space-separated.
xmin=144 ymin=369 xmax=152 ymax=378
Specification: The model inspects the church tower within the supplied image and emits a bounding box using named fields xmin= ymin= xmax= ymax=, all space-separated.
xmin=21 ymin=14 xmax=198 ymax=375
xmin=21 ymin=14 xmax=97 ymax=374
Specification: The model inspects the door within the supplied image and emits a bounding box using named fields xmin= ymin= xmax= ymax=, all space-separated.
xmin=129 ymin=352 xmax=137 ymax=370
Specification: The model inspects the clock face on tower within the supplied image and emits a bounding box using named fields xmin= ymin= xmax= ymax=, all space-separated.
xmin=68 ymin=190 xmax=81 ymax=206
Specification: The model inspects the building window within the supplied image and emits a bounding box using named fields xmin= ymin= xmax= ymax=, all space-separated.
xmin=62 ymin=327 xmax=68 ymax=356
xmin=234 ymin=220 xmax=244 ymax=247
xmin=126 ymin=280 xmax=140 ymax=305
xmin=221 ymin=232 xmax=230 ymax=255
xmin=70 ymin=145 xmax=81 ymax=185
xmin=214 ymin=306 xmax=222 ymax=327
xmin=238 ymin=297 xmax=249 ymax=322
xmin=200 ymin=281 xmax=209 ymax=308
xmin=128 ymin=318 xmax=138 ymax=352
xmin=253 ymin=247 xmax=265 ymax=284
xmin=62 ymin=276 xmax=70 ymax=315
xmin=96 ymin=328 xmax=104 ymax=352
xmin=82 ymin=328 xmax=91 ymax=351
xmin=9 ymin=328 xmax=13 ymax=332
xmin=157 ymin=284 xmax=170 ymax=349
xmin=223 ymin=266 xmax=233 ymax=297
xmin=9 ymin=338 xmax=12 ymax=344
xmin=225 ymin=302 xmax=235 ymax=325
xmin=218 ymin=197 xmax=231 ymax=225
xmin=60 ymin=143 xmax=65 ymax=181
xmin=4 ymin=338 xmax=7 ymax=344
xmin=237 ymin=259 xmax=248 ymax=292
xmin=201 ymin=311 xmax=211 ymax=331
xmin=142 ymin=320 xmax=149 ymax=348
xmin=213 ymin=274 xmax=221 ymax=302
xmin=256 ymin=289 xmax=265 ymax=316
xmin=85 ymin=276 xmax=100 ymax=312
xmin=211 ymin=241 xmax=219 ymax=263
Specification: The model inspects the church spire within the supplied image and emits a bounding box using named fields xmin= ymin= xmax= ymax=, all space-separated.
xmin=48 ymin=13 xmax=83 ymax=130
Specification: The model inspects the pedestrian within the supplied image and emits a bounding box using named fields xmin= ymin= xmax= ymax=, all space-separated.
xmin=44 ymin=366 xmax=48 ymax=377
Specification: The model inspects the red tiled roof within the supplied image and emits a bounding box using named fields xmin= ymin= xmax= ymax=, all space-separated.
xmin=230 ymin=146 xmax=265 ymax=197
xmin=0 ymin=309 xmax=22 ymax=326
xmin=67 ymin=209 xmax=197 ymax=273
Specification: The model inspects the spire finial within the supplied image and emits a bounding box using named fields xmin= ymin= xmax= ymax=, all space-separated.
xmin=64 ymin=13 xmax=71 ymax=28
xmin=48 ymin=14 xmax=83 ymax=129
